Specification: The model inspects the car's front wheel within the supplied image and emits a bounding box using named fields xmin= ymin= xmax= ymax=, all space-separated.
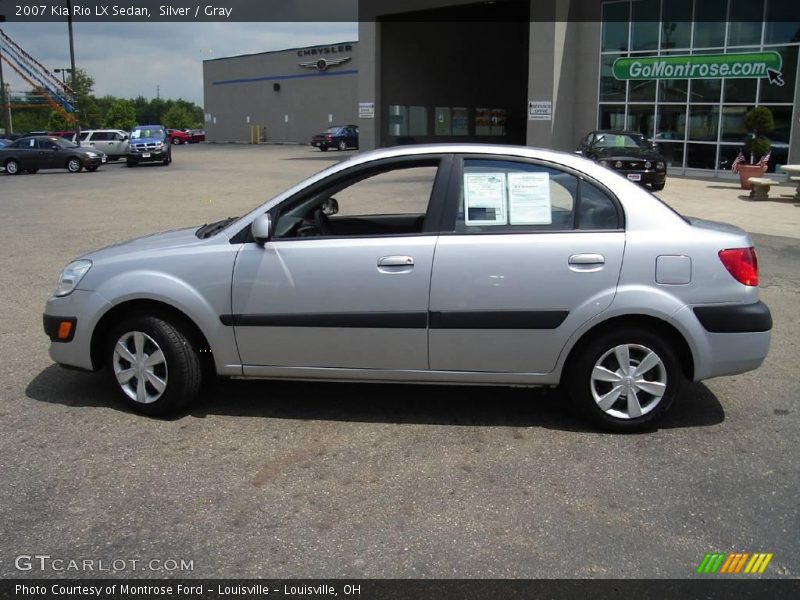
xmin=106 ymin=315 xmax=203 ymax=416
xmin=652 ymin=182 xmax=665 ymax=191
xmin=66 ymin=157 xmax=83 ymax=173
xmin=565 ymin=327 xmax=682 ymax=432
xmin=172 ymin=137 xmax=182 ymax=145
xmin=319 ymin=145 xmax=328 ymax=152
xmin=4 ymin=159 xmax=20 ymax=175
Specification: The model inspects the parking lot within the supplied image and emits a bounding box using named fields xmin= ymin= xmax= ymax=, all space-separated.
xmin=0 ymin=143 xmax=798 ymax=578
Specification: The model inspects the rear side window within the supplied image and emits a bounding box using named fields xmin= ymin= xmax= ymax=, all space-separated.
xmin=454 ymin=159 xmax=577 ymax=233
xmin=450 ymin=158 xmax=621 ymax=233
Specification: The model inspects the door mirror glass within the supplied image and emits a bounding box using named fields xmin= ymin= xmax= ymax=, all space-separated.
xmin=251 ymin=213 xmax=272 ymax=245
xmin=321 ymin=197 xmax=339 ymax=216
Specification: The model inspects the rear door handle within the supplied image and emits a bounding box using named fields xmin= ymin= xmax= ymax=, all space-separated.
xmin=378 ymin=256 xmax=414 ymax=267
xmin=569 ymin=253 xmax=605 ymax=265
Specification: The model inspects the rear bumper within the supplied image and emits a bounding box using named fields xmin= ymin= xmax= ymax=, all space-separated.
xmin=679 ymin=301 xmax=772 ymax=381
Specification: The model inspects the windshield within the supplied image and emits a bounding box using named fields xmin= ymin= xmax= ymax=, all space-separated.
xmin=323 ymin=127 xmax=343 ymax=134
xmin=593 ymin=133 xmax=650 ymax=149
xmin=53 ymin=137 xmax=78 ymax=148
xmin=131 ymin=128 xmax=164 ymax=139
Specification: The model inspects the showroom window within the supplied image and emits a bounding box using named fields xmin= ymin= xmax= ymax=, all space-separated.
xmin=599 ymin=0 xmax=799 ymax=174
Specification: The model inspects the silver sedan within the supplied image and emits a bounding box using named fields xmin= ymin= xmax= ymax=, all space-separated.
xmin=43 ymin=144 xmax=771 ymax=431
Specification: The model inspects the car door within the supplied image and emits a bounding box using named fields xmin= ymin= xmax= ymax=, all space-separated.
xmin=428 ymin=155 xmax=625 ymax=374
xmin=37 ymin=138 xmax=63 ymax=168
xmin=86 ymin=131 xmax=109 ymax=154
xmin=12 ymin=138 xmax=38 ymax=168
xmin=231 ymin=155 xmax=452 ymax=370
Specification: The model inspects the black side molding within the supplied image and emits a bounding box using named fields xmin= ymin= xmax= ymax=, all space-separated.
xmin=219 ymin=312 xmax=428 ymax=328
xmin=693 ymin=301 xmax=772 ymax=333
xmin=431 ymin=310 xmax=568 ymax=329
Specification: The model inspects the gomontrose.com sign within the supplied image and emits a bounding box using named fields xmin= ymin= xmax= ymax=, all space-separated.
xmin=613 ymin=51 xmax=784 ymax=86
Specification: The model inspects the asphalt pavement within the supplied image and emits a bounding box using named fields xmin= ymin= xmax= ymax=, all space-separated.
xmin=0 ymin=144 xmax=797 ymax=579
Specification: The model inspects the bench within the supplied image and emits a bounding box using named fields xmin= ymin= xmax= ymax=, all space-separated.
xmin=747 ymin=177 xmax=778 ymax=200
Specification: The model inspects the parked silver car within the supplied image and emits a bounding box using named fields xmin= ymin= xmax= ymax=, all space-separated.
xmin=73 ymin=129 xmax=129 ymax=161
xmin=43 ymin=144 xmax=771 ymax=431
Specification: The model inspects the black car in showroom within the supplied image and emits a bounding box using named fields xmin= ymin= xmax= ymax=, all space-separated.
xmin=0 ymin=136 xmax=106 ymax=174
xmin=577 ymin=130 xmax=666 ymax=191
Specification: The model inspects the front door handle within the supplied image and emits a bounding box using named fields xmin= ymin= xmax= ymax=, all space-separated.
xmin=378 ymin=256 xmax=414 ymax=267
xmin=569 ymin=253 xmax=605 ymax=265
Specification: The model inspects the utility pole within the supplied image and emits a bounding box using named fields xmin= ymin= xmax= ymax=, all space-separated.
xmin=65 ymin=0 xmax=79 ymax=144
xmin=156 ymin=85 xmax=160 ymax=100
xmin=54 ymin=67 xmax=72 ymax=86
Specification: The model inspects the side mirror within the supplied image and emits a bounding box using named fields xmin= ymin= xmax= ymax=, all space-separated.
xmin=251 ymin=213 xmax=272 ymax=245
xmin=123 ymin=135 xmax=129 ymax=140
xmin=575 ymin=150 xmax=583 ymax=155
xmin=321 ymin=197 xmax=339 ymax=216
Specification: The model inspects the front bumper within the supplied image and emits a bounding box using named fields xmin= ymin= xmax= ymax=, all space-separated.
xmin=43 ymin=290 xmax=112 ymax=371
xmin=608 ymin=167 xmax=666 ymax=187
xmin=83 ymin=155 xmax=106 ymax=167
xmin=127 ymin=149 xmax=169 ymax=163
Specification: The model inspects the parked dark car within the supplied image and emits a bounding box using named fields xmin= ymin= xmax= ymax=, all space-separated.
xmin=189 ymin=129 xmax=205 ymax=143
xmin=0 ymin=136 xmax=106 ymax=174
xmin=311 ymin=125 xmax=358 ymax=151
xmin=577 ymin=130 xmax=666 ymax=191
xmin=0 ymin=139 xmax=12 ymax=148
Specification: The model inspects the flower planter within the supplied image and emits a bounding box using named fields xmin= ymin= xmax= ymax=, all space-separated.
xmin=738 ymin=164 xmax=767 ymax=190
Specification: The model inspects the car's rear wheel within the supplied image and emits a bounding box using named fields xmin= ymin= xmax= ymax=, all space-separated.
xmin=5 ymin=159 xmax=20 ymax=175
xmin=565 ymin=327 xmax=682 ymax=432
xmin=338 ymin=140 xmax=347 ymax=151
xmin=172 ymin=137 xmax=181 ymax=145
xmin=106 ymin=315 xmax=202 ymax=416
xmin=66 ymin=157 xmax=83 ymax=173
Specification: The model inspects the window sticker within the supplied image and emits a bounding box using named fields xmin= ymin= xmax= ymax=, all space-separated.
xmin=508 ymin=172 xmax=552 ymax=225
xmin=464 ymin=173 xmax=507 ymax=225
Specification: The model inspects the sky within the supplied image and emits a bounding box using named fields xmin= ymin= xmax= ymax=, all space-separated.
xmin=1 ymin=21 xmax=358 ymax=106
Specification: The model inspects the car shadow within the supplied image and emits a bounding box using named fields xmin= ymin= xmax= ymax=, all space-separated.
xmin=26 ymin=365 xmax=725 ymax=433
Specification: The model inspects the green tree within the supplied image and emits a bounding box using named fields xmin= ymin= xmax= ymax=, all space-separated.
xmin=46 ymin=110 xmax=73 ymax=131
xmin=104 ymin=99 xmax=137 ymax=130
xmin=162 ymin=104 xmax=194 ymax=129
xmin=743 ymin=107 xmax=775 ymax=163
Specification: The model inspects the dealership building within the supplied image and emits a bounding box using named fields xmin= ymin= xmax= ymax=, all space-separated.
xmin=203 ymin=0 xmax=799 ymax=176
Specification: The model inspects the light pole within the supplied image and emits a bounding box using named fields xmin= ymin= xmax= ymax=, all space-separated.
xmin=54 ymin=67 xmax=72 ymax=86
xmin=0 ymin=12 xmax=9 ymax=135
xmin=65 ymin=0 xmax=79 ymax=143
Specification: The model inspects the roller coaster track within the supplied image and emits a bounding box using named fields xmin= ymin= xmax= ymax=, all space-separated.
xmin=0 ymin=28 xmax=77 ymax=122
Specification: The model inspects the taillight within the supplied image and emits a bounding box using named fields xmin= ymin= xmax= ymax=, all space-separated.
xmin=718 ymin=247 xmax=759 ymax=286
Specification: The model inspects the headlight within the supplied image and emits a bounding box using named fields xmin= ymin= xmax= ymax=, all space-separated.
xmin=615 ymin=161 xmax=623 ymax=168
xmin=656 ymin=161 xmax=666 ymax=170
xmin=85 ymin=152 xmax=97 ymax=157
xmin=645 ymin=161 xmax=652 ymax=169
xmin=54 ymin=260 xmax=92 ymax=297
xmin=599 ymin=160 xmax=609 ymax=167
xmin=154 ymin=142 xmax=164 ymax=150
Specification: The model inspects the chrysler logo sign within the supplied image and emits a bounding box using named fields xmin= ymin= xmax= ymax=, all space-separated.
xmin=298 ymin=56 xmax=352 ymax=71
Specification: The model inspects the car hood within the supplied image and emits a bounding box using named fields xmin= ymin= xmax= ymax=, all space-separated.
xmin=129 ymin=137 xmax=165 ymax=144
xmin=592 ymin=146 xmax=663 ymax=161
xmin=81 ymin=226 xmax=204 ymax=262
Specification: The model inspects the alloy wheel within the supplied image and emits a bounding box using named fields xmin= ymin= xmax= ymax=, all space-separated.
xmin=112 ymin=331 xmax=169 ymax=404
xmin=590 ymin=343 xmax=667 ymax=420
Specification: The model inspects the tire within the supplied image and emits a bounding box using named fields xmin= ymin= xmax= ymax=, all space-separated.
xmin=106 ymin=314 xmax=202 ymax=416
xmin=652 ymin=182 xmax=665 ymax=191
xmin=5 ymin=159 xmax=20 ymax=175
xmin=338 ymin=140 xmax=347 ymax=151
xmin=319 ymin=145 xmax=328 ymax=152
xmin=172 ymin=137 xmax=182 ymax=145
xmin=67 ymin=157 xmax=83 ymax=173
xmin=26 ymin=169 xmax=38 ymax=174
xmin=163 ymin=153 xmax=172 ymax=166
xmin=126 ymin=160 xmax=135 ymax=167
xmin=565 ymin=327 xmax=683 ymax=432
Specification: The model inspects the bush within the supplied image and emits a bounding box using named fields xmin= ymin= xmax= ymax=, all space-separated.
xmin=743 ymin=107 xmax=774 ymax=163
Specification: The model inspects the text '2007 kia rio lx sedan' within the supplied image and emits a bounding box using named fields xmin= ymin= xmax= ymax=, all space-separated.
xmin=43 ymin=144 xmax=771 ymax=432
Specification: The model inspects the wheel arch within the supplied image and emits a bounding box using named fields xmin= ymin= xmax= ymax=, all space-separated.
xmin=560 ymin=314 xmax=695 ymax=383
xmin=90 ymin=299 xmax=213 ymax=374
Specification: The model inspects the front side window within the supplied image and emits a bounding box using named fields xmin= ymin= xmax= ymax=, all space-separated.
xmin=274 ymin=160 xmax=441 ymax=239
xmin=453 ymin=159 xmax=620 ymax=233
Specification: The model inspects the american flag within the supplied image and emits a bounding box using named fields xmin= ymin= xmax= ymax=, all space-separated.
xmin=757 ymin=151 xmax=771 ymax=169
xmin=731 ymin=151 xmax=746 ymax=173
